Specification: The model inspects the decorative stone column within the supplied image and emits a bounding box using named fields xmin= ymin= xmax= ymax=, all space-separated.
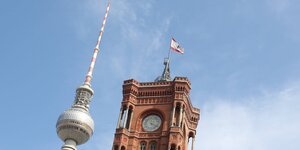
xmin=170 ymin=105 xmax=176 ymax=127
xmin=178 ymin=104 xmax=183 ymax=127
xmin=181 ymin=109 xmax=185 ymax=128
xmin=117 ymin=107 xmax=123 ymax=128
xmin=122 ymin=107 xmax=129 ymax=128
xmin=191 ymin=137 xmax=195 ymax=150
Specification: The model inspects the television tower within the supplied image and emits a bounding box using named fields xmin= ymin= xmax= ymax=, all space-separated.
xmin=56 ymin=1 xmax=110 ymax=150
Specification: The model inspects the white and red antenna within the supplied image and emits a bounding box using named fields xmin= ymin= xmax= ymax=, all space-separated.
xmin=84 ymin=1 xmax=111 ymax=86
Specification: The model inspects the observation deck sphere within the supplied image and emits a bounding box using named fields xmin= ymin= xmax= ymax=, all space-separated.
xmin=56 ymin=107 xmax=94 ymax=145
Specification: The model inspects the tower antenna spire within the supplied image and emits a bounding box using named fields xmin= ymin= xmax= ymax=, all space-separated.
xmin=84 ymin=1 xmax=111 ymax=86
xmin=56 ymin=1 xmax=111 ymax=150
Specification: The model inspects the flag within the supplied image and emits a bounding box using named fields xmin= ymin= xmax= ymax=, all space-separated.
xmin=170 ymin=38 xmax=184 ymax=54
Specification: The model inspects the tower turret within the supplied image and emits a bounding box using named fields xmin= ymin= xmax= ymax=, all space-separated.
xmin=155 ymin=58 xmax=172 ymax=82
xmin=56 ymin=1 xmax=111 ymax=150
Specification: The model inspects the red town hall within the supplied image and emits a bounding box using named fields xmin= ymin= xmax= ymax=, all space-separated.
xmin=112 ymin=59 xmax=200 ymax=150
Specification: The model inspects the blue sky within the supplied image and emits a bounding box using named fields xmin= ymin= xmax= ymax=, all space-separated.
xmin=0 ymin=0 xmax=300 ymax=149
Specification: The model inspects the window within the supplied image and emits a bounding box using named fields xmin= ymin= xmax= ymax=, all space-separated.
xmin=170 ymin=144 xmax=176 ymax=150
xmin=149 ymin=141 xmax=157 ymax=150
xmin=113 ymin=145 xmax=118 ymax=150
xmin=140 ymin=142 xmax=146 ymax=150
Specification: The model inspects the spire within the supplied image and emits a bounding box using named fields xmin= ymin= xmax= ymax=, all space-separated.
xmin=155 ymin=58 xmax=172 ymax=82
xmin=84 ymin=1 xmax=110 ymax=86
xmin=56 ymin=1 xmax=111 ymax=150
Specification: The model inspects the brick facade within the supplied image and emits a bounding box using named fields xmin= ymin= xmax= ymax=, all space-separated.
xmin=112 ymin=77 xmax=200 ymax=150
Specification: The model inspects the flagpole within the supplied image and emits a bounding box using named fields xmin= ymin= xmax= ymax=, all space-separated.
xmin=167 ymin=37 xmax=172 ymax=60
xmin=166 ymin=37 xmax=172 ymax=75
xmin=163 ymin=37 xmax=172 ymax=81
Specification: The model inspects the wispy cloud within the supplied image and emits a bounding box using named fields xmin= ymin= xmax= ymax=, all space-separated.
xmin=196 ymin=81 xmax=300 ymax=150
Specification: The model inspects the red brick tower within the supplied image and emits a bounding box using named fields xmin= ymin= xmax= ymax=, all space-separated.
xmin=112 ymin=59 xmax=200 ymax=150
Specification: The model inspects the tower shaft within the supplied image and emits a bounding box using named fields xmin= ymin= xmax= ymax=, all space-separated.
xmin=56 ymin=1 xmax=111 ymax=150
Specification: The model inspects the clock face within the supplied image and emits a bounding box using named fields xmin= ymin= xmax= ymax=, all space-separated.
xmin=142 ymin=115 xmax=162 ymax=132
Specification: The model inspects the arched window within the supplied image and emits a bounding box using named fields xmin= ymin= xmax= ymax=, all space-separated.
xmin=175 ymin=104 xmax=181 ymax=126
xmin=149 ymin=141 xmax=157 ymax=150
xmin=113 ymin=145 xmax=119 ymax=150
xmin=121 ymin=146 xmax=125 ymax=150
xmin=170 ymin=144 xmax=176 ymax=150
xmin=140 ymin=141 xmax=147 ymax=150
xmin=125 ymin=106 xmax=133 ymax=129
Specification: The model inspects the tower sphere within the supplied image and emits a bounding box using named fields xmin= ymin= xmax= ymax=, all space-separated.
xmin=56 ymin=107 xmax=94 ymax=145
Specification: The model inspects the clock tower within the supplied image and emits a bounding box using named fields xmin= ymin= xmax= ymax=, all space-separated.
xmin=112 ymin=59 xmax=200 ymax=150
